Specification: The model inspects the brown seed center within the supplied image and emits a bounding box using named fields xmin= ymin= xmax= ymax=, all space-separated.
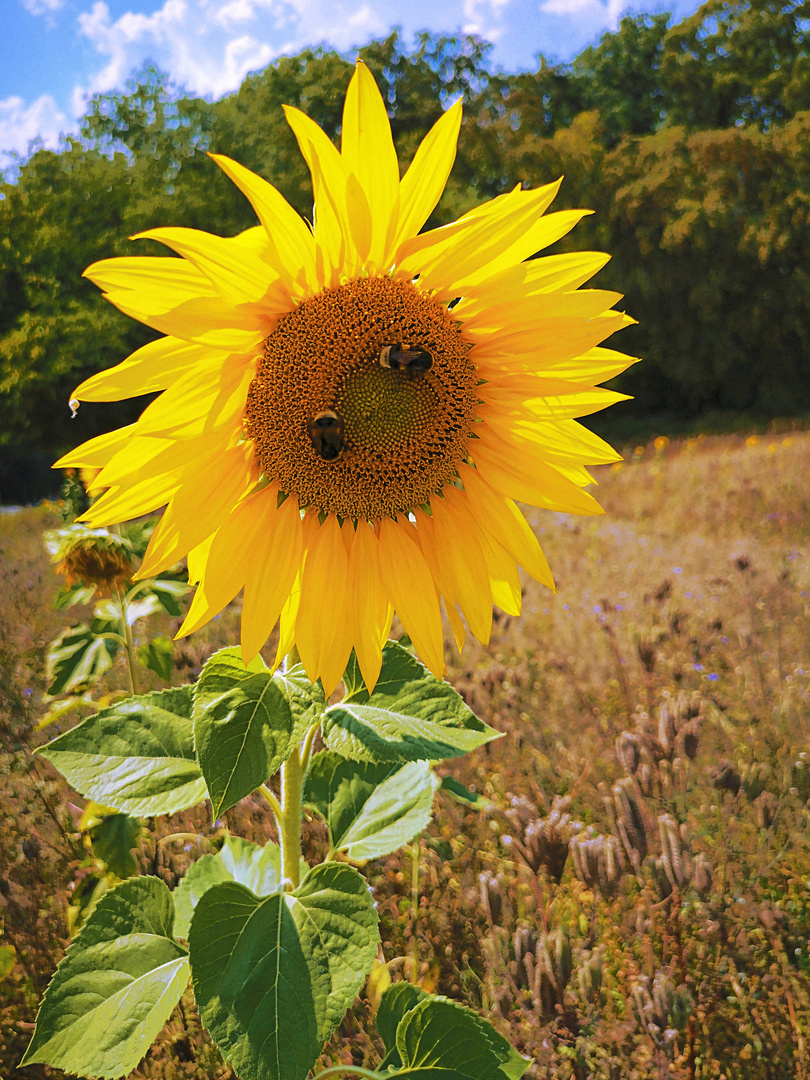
xmin=243 ymin=276 xmax=479 ymax=520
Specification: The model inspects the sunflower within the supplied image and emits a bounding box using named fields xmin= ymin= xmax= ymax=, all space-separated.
xmin=56 ymin=61 xmax=635 ymax=694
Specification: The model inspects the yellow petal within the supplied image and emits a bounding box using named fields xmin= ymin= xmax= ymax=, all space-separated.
xmin=177 ymin=490 xmax=278 ymax=637
xmin=208 ymin=153 xmax=318 ymax=295
xmin=471 ymin=311 xmax=635 ymax=368
xmin=460 ymin=465 xmax=555 ymax=589
xmin=283 ymin=104 xmax=357 ymax=285
xmin=342 ymin=61 xmax=400 ymax=269
xmin=456 ymin=250 xmax=611 ymax=302
xmin=132 ymin=352 xmax=257 ymax=438
xmin=187 ymin=534 xmax=215 ymax=585
xmin=240 ymin=492 xmax=304 ymax=663
xmin=71 ymin=337 xmax=213 ymax=403
xmin=346 ymin=521 xmax=391 ymax=692
xmin=84 ymin=256 xmax=216 ymax=304
xmin=79 ymin=475 xmax=180 ymax=526
xmin=53 ymin=425 xmax=136 ymax=469
xmin=110 ymin=292 xmax=268 ymax=343
xmin=295 ymin=513 xmax=352 ymax=693
xmin=131 ymin=226 xmax=288 ymax=307
xmin=395 ymin=100 xmax=462 ymax=247
xmin=471 ymin=425 xmax=604 ymax=515
xmin=459 ymin=289 xmax=624 ymax=329
xmin=137 ymin=442 xmax=259 ymax=578
xmin=477 ymin=528 xmax=522 ymax=616
xmin=412 ymin=509 xmax=465 ymax=653
xmin=430 ymin=490 xmax=492 ymax=645
xmin=377 ymin=517 xmax=444 ymax=678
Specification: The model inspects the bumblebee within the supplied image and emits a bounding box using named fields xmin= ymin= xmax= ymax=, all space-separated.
xmin=307 ymin=410 xmax=344 ymax=461
xmin=379 ymin=342 xmax=433 ymax=376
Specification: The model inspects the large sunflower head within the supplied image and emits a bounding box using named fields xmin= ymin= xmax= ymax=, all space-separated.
xmin=57 ymin=61 xmax=636 ymax=693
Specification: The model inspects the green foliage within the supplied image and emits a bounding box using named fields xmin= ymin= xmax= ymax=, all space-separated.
xmin=189 ymin=863 xmax=379 ymax=1080
xmin=46 ymin=618 xmax=121 ymax=695
xmin=21 ymin=877 xmax=190 ymax=1078
xmin=38 ymin=685 xmax=207 ymax=816
xmin=305 ymin=751 xmax=441 ymax=861
xmin=323 ymin=641 xmax=499 ymax=763
xmin=85 ymin=809 xmax=142 ymax=879
xmin=193 ymin=647 xmax=324 ymax=817
xmin=137 ymin=634 xmax=174 ymax=680
xmin=173 ymin=834 xmax=309 ymax=938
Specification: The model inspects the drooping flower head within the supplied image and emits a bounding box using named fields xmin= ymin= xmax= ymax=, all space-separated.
xmin=58 ymin=62 xmax=635 ymax=693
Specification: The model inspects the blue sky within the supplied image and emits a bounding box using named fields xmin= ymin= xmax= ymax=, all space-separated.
xmin=2 ymin=0 xmax=703 ymax=169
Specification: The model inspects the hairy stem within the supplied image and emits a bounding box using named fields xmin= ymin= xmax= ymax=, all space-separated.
xmin=279 ymin=741 xmax=306 ymax=890
xmin=114 ymin=582 xmax=138 ymax=697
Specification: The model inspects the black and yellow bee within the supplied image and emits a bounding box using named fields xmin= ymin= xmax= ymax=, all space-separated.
xmin=307 ymin=410 xmax=344 ymax=461
xmin=379 ymin=342 xmax=433 ymax=377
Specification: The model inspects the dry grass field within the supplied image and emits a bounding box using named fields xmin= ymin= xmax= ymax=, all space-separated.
xmin=1 ymin=428 xmax=809 ymax=1080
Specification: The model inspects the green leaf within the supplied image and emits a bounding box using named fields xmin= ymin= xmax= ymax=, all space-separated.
xmin=146 ymin=577 xmax=191 ymax=616
xmin=173 ymin=834 xmax=308 ymax=938
xmin=0 ymin=943 xmax=16 ymax=979
xmin=96 ymin=594 xmax=162 ymax=625
xmin=21 ymin=877 xmax=190 ymax=1079
xmin=306 ymin=752 xmax=440 ymax=862
xmin=54 ymin=582 xmax=96 ymax=609
xmin=193 ymin=647 xmax=324 ymax=818
xmin=138 ymin=635 xmax=174 ymax=680
xmin=439 ymin=776 xmax=490 ymax=809
xmin=88 ymin=811 xmax=142 ymax=879
xmin=46 ymin=621 xmax=121 ymax=696
xmin=395 ymin=997 xmax=531 ymax=1080
xmin=325 ymin=642 xmax=498 ymax=764
xmin=190 ymin=862 xmax=378 ymax=1080
xmin=377 ymin=982 xmax=429 ymax=1063
xmin=38 ymin=686 xmax=207 ymax=816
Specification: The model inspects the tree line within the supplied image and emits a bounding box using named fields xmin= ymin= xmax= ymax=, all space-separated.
xmin=1 ymin=0 xmax=808 ymax=500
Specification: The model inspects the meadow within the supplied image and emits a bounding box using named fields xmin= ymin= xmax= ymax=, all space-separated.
xmin=1 ymin=427 xmax=808 ymax=1080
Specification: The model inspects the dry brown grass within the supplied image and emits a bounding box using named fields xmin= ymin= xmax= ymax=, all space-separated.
xmin=1 ymin=429 xmax=809 ymax=1079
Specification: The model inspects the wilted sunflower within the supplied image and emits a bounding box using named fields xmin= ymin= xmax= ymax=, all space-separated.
xmin=57 ymin=61 xmax=635 ymax=693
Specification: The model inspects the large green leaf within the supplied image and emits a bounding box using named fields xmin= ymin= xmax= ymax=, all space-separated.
xmin=324 ymin=642 xmax=498 ymax=764
xmin=394 ymin=996 xmax=530 ymax=1080
xmin=21 ymin=877 xmax=190 ymax=1079
xmin=46 ymin=619 xmax=121 ymax=696
xmin=306 ymin=752 xmax=440 ymax=862
xmin=173 ymin=835 xmax=308 ymax=938
xmin=377 ymin=983 xmax=430 ymax=1064
xmin=190 ymin=862 xmax=378 ymax=1080
xmin=38 ymin=686 xmax=207 ymax=816
xmin=137 ymin=635 xmax=174 ymax=680
xmin=193 ymin=648 xmax=324 ymax=818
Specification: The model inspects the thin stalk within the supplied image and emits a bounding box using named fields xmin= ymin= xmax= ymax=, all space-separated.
xmin=410 ymin=836 xmax=420 ymax=984
xmin=114 ymin=582 xmax=138 ymax=697
xmin=314 ymin=1067 xmax=381 ymax=1080
xmin=259 ymin=783 xmax=283 ymax=826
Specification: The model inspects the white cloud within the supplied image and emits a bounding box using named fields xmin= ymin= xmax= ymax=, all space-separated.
xmin=462 ymin=0 xmax=511 ymax=41
xmin=0 ymin=94 xmax=67 ymax=171
xmin=539 ymin=0 xmax=624 ymax=23
xmin=21 ymin=0 xmax=66 ymax=14
xmin=72 ymin=0 xmax=392 ymax=110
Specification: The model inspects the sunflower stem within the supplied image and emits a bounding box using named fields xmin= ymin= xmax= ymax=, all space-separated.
xmin=114 ymin=582 xmax=138 ymax=697
xmin=279 ymin=742 xmax=306 ymax=891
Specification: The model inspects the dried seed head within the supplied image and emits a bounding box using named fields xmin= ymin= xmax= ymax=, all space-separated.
xmin=658 ymin=813 xmax=693 ymax=892
xmin=504 ymin=795 xmax=582 ymax=881
xmin=691 ymin=853 xmax=713 ymax=898
xmin=570 ymin=831 xmax=622 ymax=897
xmin=577 ymin=948 xmax=603 ymax=1003
xmin=612 ymin=777 xmax=652 ymax=871
xmin=754 ymin=790 xmax=778 ymax=830
xmin=616 ymin=731 xmax=642 ymax=775
xmin=710 ymin=759 xmax=742 ymax=795
xmin=479 ymin=871 xmax=503 ymax=926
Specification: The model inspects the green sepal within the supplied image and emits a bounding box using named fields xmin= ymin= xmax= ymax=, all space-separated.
xmin=305 ymin=751 xmax=440 ymax=862
xmin=193 ymin=647 xmax=324 ymax=818
xmin=189 ymin=862 xmax=379 ymax=1080
xmin=21 ymin=877 xmax=190 ymax=1079
xmin=173 ymin=834 xmax=308 ymax=939
xmin=37 ymin=685 xmax=207 ymax=817
xmin=324 ymin=643 xmax=498 ymax=764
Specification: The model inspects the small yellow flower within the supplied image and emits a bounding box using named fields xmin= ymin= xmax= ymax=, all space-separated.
xmin=56 ymin=62 xmax=636 ymax=692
